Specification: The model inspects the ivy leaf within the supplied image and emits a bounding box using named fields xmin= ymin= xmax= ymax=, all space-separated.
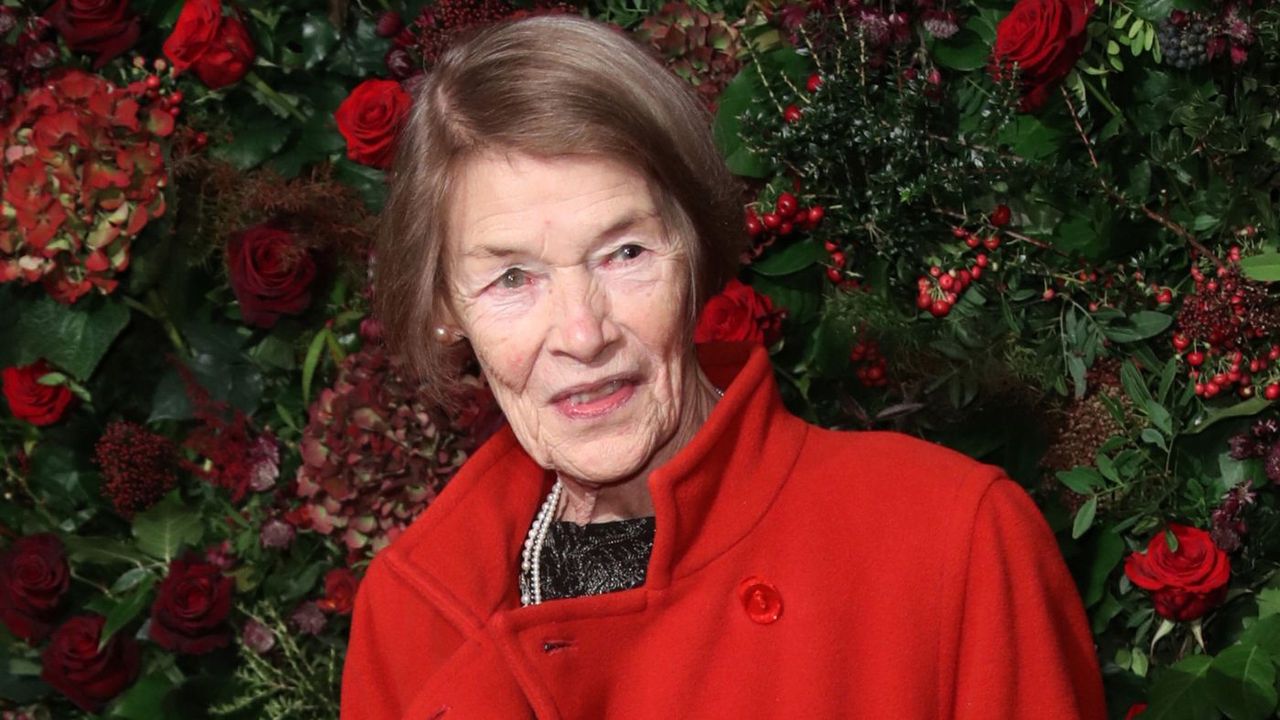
xmin=1145 ymin=654 xmax=1217 ymax=720
xmin=6 ymin=295 xmax=129 ymax=381
xmin=750 ymin=239 xmax=828 ymax=277
xmin=132 ymin=493 xmax=203 ymax=563
xmin=1207 ymin=644 xmax=1278 ymax=720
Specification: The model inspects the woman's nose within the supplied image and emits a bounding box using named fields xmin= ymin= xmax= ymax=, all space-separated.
xmin=547 ymin=272 xmax=618 ymax=362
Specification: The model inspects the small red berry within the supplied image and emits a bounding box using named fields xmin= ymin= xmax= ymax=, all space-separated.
xmin=826 ymin=267 xmax=842 ymax=283
xmin=762 ymin=212 xmax=781 ymax=230
xmin=975 ymin=254 xmax=989 ymax=268
xmin=783 ymin=104 xmax=803 ymax=123
xmin=830 ymin=251 xmax=846 ymax=267
xmin=776 ymin=193 xmax=798 ymax=218
xmin=1266 ymin=384 xmax=1280 ymax=401
xmin=939 ymin=274 xmax=955 ymax=291
xmin=145 ymin=75 xmax=161 ymax=90
xmin=1156 ymin=289 xmax=1173 ymax=304
xmin=807 ymin=206 xmax=825 ymax=225
xmin=990 ymin=204 xmax=1011 ymax=227
xmin=952 ymin=227 xmax=968 ymax=239
xmin=929 ymin=265 xmax=942 ymax=278
xmin=779 ymin=221 xmax=794 ymax=236
xmin=806 ymin=73 xmax=823 ymax=93
xmin=916 ymin=293 xmax=933 ymax=310
xmin=970 ymin=266 xmax=982 ymax=280
xmin=824 ymin=240 xmax=838 ymax=253
xmin=965 ymin=234 xmax=981 ymax=249
xmin=1172 ymin=334 xmax=1190 ymax=351
xmin=929 ymin=300 xmax=951 ymax=318
xmin=1187 ymin=351 xmax=1205 ymax=367
xmin=1043 ymin=288 xmax=1056 ymax=301
xmin=983 ymin=235 xmax=1001 ymax=251
xmin=746 ymin=216 xmax=763 ymax=236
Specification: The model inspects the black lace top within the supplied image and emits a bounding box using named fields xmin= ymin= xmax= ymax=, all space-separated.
xmin=519 ymin=516 xmax=656 ymax=603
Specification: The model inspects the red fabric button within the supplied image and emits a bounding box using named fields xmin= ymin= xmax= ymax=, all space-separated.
xmin=738 ymin=577 xmax=783 ymax=624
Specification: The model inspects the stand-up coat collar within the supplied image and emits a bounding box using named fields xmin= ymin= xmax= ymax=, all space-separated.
xmin=384 ymin=341 xmax=809 ymax=631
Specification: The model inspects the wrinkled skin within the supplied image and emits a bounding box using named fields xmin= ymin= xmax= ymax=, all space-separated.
xmin=443 ymin=151 xmax=720 ymax=522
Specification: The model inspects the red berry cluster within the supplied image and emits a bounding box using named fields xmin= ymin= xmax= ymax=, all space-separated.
xmin=781 ymin=73 xmax=825 ymax=124
xmin=1172 ymin=246 xmax=1280 ymax=400
xmin=850 ymin=338 xmax=889 ymax=388
xmin=746 ymin=192 xmax=825 ymax=239
xmin=915 ymin=248 xmax=989 ymax=318
xmin=93 ymin=420 xmax=178 ymax=518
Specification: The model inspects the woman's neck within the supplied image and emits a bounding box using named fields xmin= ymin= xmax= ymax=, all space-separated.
xmin=555 ymin=362 xmax=721 ymax=525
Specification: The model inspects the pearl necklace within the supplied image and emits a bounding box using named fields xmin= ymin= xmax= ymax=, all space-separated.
xmin=519 ymin=385 xmax=724 ymax=607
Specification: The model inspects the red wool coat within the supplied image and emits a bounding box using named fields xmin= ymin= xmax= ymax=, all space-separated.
xmin=341 ymin=342 xmax=1108 ymax=719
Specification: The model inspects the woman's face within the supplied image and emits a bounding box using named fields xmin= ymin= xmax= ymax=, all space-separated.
xmin=444 ymin=152 xmax=699 ymax=485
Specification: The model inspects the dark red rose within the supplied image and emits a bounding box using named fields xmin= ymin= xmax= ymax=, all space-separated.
xmin=40 ymin=614 xmax=140 ymax=713
xmin=990 ymin=0 xmax=1093 ymax=111
xmin=148 ymin=555 xmax=234 ymax=654
xmin=2 ymin=359 xmax=73 ymax=426
xmin=226 ymin=225 xmax=317 ymax=328
xmin=1125 ymin=703 xmax=1148 ymax=720
xmin=162 ymin=0 xmax=255 ymax=90
xmin=334 ymin=78 xmax=411 ymax=169
xmin=1124 ymin=523 xmax=1230 ymax=622
xmin=44 ymin=0 xmax=141 ymax=69
xmin=694 ymin=278 xmax=783 ymax=345
xmin=317 ymin=568 xmax=358 ymax=614
xmin=0 ymin=533 xmax=70 ymax=643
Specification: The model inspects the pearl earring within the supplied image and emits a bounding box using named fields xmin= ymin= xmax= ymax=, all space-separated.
xmin=433 ymin=325 xmax=463 ymax=344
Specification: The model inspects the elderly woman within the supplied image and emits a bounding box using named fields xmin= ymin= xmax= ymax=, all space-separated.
xmin=341 ymin=14 xmax=1107 ymax=720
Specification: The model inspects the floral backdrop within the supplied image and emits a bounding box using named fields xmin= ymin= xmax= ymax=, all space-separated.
xmin=1 ymin=0 xmax=1279 ymax=716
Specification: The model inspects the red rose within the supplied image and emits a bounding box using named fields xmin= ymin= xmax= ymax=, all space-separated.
xmin=40 ymin=614 xmax=140 ymax=713
xmin=148 ymin=555 xmax=234 ymax=654
xmin=317 ymin=568 xmax=359 ymax=614
xmin=1125 ymin=703 xmax=1148 ymax=720
xmin=694 ymin=278 xmax=783 ymax=345
xmin=0 ymin=533 xmax=70 ymax=643
xmin=226 ymin=225 xmax=317 ymax=328
xmin=44 ymin=0 xmax=141 ymax=69
xmin=1124 ymin=523 xmax=1230 ymax=621
xmin=334 ymin=79 xmax=412 ymax=169
xmin=990 ymin=0 xmax=1093 ymax=111
xmin=2 ymin=359 xmax=73 ymax=426
xmin=162 ymin=0 xmax=255 ymax=90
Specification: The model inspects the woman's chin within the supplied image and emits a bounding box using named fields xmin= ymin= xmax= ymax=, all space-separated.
xmin=550 ymin=442 xmax=654 ymax=486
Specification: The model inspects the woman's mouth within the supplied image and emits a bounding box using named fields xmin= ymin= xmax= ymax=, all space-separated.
xmin=552 ymin=378 xmax=636 ymax=419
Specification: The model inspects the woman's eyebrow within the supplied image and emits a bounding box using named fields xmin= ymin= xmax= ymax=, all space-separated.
xmin=461 ymin=209 xmax=658 ymax=259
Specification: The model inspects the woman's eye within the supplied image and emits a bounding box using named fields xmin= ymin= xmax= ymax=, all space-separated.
xmin=496 ymin=268 xmax=529 ymax=290
xmin=610 ymin=244 xmax=646 ymax=263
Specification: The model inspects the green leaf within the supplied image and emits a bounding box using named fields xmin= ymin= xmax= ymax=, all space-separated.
xmin=1000 ymin=114 xmax=1066 ymax=161
xmin=132 ymin=493 xmax=203 ymax=562
xmin=7 ymin=295 xmax=130 ymax=381
xmin=1145 ymin=654 xmax=1218 ymax=720
xmin=1102 ymin=311 xmax=1173 ymax=343
xmin=1072 ymin=496 xmax=1098 ymax=539
xmin=1133 ymin=0 xmax=1175 ymax=21
xmin=210 ymin=112 xmax=293 ymax=171
xmin=1240 ymin=615 xmax=1280 ymax=655
xmin=1239 ymin=253 xmax=1280 ymax=282
xmin=109 ymin=674 xmax=174 ymax=720
xmin=1083 ymin=527 xmax=1125 ymax=607
xmin=99 ymin=574 xmax=157 ymax=651
xmin=1141 ymin=427 xmax=1168 ymax=450
xmin=1058 ymin=467 xmax=1103 ymax=494
xmin=750 ymin=240 xmax=828 ymax=277
xmin=63 ymin=536 xmax=153 ymax=566
xmin=932 ymin=28 xmax=989 ymax=71
xmin=1258 ymin=587 xmax=1280 ymax=619
xmin=302 ymin=328 xmax=331 ymax=404
xmin=1187 ymin=397 xmax=1270 ymax=435
xmin=1207 ymin=644 xmax=1278 ymax=720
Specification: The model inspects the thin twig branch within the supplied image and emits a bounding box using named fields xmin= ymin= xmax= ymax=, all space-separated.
xmin=1059 ymin=86 xmax=1224 ymax=268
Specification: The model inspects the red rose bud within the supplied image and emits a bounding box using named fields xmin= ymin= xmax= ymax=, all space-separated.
xmin=695 ymin=278 xmax=783 ymax=345
xmin=41 ymin=615 xmax=140 ymax=713
xmin=162 ymin=0 xmax=256 ymax=89
xmin=1124 ymin=523 xmax=1230 ymax=621
xmin=148 ymin=555 xmax=234 ymax=654
xmin=2 ymin=360 xmax=73 ymax=426
xmin=335 ymin=78 xmax=412 ymax=169
xmin=375 ymin=11 xmax=404 ymax=38
xmin=0 ymin=533 xmax=70 ymax=643
xmin=44 ymin=0 xmax=141 ymax=69
xmin=990 ymin=204 xmax=1011 ymax=227
xmin=990 ymin=0 xmax=1093 ymax=111
xmin=226 ymin=225 xmax=317 ymax=328
xmin=317 ymin=568 xmax=359 ymax=614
